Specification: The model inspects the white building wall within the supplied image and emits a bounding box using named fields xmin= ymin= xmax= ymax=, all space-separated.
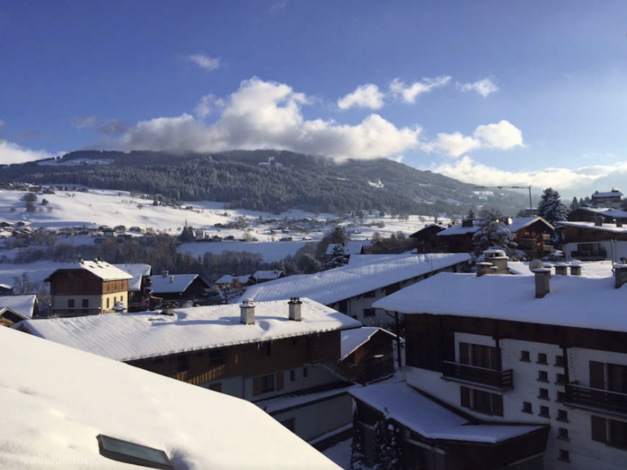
xmin=564 ymin=240 xmax=627 ymax=262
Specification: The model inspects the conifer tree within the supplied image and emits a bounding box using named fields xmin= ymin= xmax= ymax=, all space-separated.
xmin=537 ymin=188 xmax=567 ymax=225
xmin=349 ymin=412 xmax=366 ymax=470
xmin=326 ymin=244 xmax=348 ymax=269
xmin=472 ymin=209 xmax=518 ymax=257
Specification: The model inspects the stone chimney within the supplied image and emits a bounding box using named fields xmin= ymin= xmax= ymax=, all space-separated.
xmin=288 ymin=297 xmax=303 ymax=321
xmin=477 ymin=262 xmax=493 ymax=277
xmin=614 ymin=264 xmax=627 ymax=289
xmin=483 ymin=249 xmax=509 ymax=274
xmin=554 ymin=262 xmax=569 ymax=276
xmin=569 ymin=264 xmax=582 ymax=276
xmin=240 ymin=299 xmax=255 ymax=325
xmin=162 ymin=270 xmax=169 ymax=278
xmin=534 ymin=268 xmax=551 ymax=298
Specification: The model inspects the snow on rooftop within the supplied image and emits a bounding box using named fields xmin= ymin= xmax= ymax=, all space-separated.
xmin=350 ymin=382 xmax=542 ymax=443
xmin=508 ymin=261 xmax=614 ymax=279
xmin=253 ymin=270 xmax=284 ymax=281
xmin=72 ymin=259 xmax=134 ymax=281
xmin=592 ymin=191 xmax=623 ymax=198
xmin=18 ymin=298 xmax=361 ymax=362
xmin=0 ymin=294 xmax=36 ymax=319
xmin=438 ymin=216 xmax=552 ymax=237
xmin=148 ymin=273 xmax=198 ymax=294
xmin=243 ymin=253 xmax=471 ymax=305
xmin=340 ymin=327 xmax=394 ymax=360
xmin=374 ymin=272 xmax=627 ymax=333
xmin=0 ymin=328 xmax=340 ymax=470
xmin=325 ymin=241 xmax=367 ymax=256
xmin=216 ymin=274 xmax=251 ymax=284
xmin=558 ymin=220 xmax=627 ymax=234
xmin=114 ymin=263 xmax=151 ymax=292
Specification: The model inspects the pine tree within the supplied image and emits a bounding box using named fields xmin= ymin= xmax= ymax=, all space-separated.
xmin=349 ymin=412 xmax=366 ymax=470
xmin=537 ymin=188 xmax=567 ymax=225
xmin=326 ymin=244 xmax=348 ymax=269
xmin=472 ymin=209 xmax=518 ymax=257
xmin=328 ymin=225 xmax=348 ymax=245
xmin=467 ymin=209 xmax=475 ymax=220
xmin=570 ymin=196 xmax=579 ymax=211
xmin=373 ymin=420 xmax=386 ymax=470
xmin=373 ymin=418 xmax=402 ymax=470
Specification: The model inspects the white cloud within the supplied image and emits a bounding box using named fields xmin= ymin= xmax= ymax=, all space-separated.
xmin=0 ymin=140 xmax=55 ymax=165
xmin=194 ymin=94 xmax=225 ymax=118
xmin=426 ymin=120 xmax=524 ymax=158
xmin=186 ymin=54 xmax=221 ymax=72
xmin=389 ymin=76 xmax=452 ymax=103
xmin=71 ymin=116 xmax=97 ymax=129
xmin=432 ymin=155 xmax=627 ymax=193
xmin=459 ymin=78 xmax=499 ymax=97
xmin=337 ymin=84 xmax=385 ymax=110
xmin=120 ymin=77 xmax=421 ymax=161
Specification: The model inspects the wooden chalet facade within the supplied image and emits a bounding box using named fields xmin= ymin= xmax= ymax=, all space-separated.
xmin=560 ymin=220 xmax=627 ymax=261
xmin=409 ymin=224 xmax=446 ymax=253
xmin=148 ymin=273 xmax=211 ymax=301
xmin=45 ymin=259 xmax=132 ymax=317
xmin=336 ymin=327 xmax=396 ymax=385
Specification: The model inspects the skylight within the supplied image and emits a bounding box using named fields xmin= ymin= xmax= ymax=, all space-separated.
xmin=97 ymin=434 xmax=174 ymax=469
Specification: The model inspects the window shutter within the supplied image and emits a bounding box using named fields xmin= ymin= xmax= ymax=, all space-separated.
xmin=492 ymin=394 xmax=504 ymax=417
xmin=590 ymin=361 xmax=605 ymax=389
xmin=276 ymin=372 xmax=284 ymax=391
xmin=591 ymin=415 xmax=607 ymax=443
xmin=460 ymin=387 xmax=470 ymax=409
xmin=459 ymin=343 xmax=470 ymax=364
xmin=253 ymin=377 xmax=262 ymax=397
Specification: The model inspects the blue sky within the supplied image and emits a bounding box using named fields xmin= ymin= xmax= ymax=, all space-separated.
xmin=1 ymin=0 xmax=627 ymax=196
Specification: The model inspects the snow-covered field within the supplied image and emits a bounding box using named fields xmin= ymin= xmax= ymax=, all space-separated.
xmin=179 ymin=241 xmax=310 ymax=262
xmin=0 ymin=260 xmax=75 ymax=288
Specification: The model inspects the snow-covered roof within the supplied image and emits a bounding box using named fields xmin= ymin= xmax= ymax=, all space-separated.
xmin=602 ymin=209 xmax=627 ymax=218
xmin=47 ymin=259 xmax=134 ymax=282
xmin=558 ymin=220 xmax=627 ymax=234
xmin=350 ymin=382 xmax=543 ymax=443
xmin=592 ymin=191 xmax=623 ymax=198
xmin=18 ymin=298 xmax=361 ymax=362
xmin=149 ymin=273 xmax=199 ymax=294
xmin=508 ymin=260 xmax=614 ymax=278
xmin=325 ymin=241 xmax=367 ymax=256
xmin=0 ymin=294 xmax=37 ymax=319
xmin=216 ymin=274 xmax=251 ymax=285
xmin=243 ymin=253 xmax=471 ymax=305
xmin=341 ymin=327 xmax=395 ymax=360
xmin=114 ymin=263 xmax=151 ymax=292
xmin=438 ymin=216 xmax=553 ymax=237
xmin=374 ymin=271 xmax=627 ymax=333
xmin=253 ymin=270 xmax=284 ymax=281
xmin=0 ymin=328 xmax=340 ymax=470
xmin=0 ymin=283 xmax=12 ymax=290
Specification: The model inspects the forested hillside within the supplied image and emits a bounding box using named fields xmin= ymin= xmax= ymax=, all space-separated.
xmin=1 ymin=149 xmax=526 ymax=216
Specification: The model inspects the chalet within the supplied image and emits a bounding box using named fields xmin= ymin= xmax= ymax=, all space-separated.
xmin=45 ymin=258 xmax=132 ymax=317
xmin=0 ymin=283 xmax=13 ymax=295
xmin=114 ymin=263 xmax=152 ymax=307
xmin=251 ymin=270 xmax=285 ymax=284
xmin=336 ymin=327 xmax=396 ymax=385
xmin=409 ymin=223 xmax=446 ymax=252
xmin=0 ymin=294 xmax=38 ymax=327
xmin=437 ymin=216 xmax=554 ymax=259
xmin=243 ymin=253 xmax=470 ymax=326
xmin=567 ymin=207 xmax=614 ymax=223
xmin=591 ymin=189 xmax=623 ymax=209
xmin=0 ymin=328 xmax=339 ymax=469
xmin=17 ymin=298 xmax=362 ymax=447
xmin=559 ymin=219 xmax=627 ymax=261
xmin=148 ymin=272 xmax=210 ymax=301
xmin=367 ymin=259 xmax=627 ymax=470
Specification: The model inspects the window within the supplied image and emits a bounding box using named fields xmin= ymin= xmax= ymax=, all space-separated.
xmin=558 ymin=449 xmax=570 ymax=462
xmin=460 ymin=387 xmax=503 ymax=417
xmin=520 ymin=351 xmax=531 ymax=362
xmin=558 ymin=428 xmax=569 ymax=441
xmin=607 ymin=363 xmax=627 ymax=393
xmin=208 ymin=349 xmax=225 ymax=367
xmin=595 ymin=416 xmax=627 ymax=449
xmin=555 ymin=355 xmax=565 ymax=367
xmin=68 ymin=299 xmax=75 ymax=309
xmin=363 ymin=308 xmax=376 ymax=318
xmin=459 ymin=342 xmax=497 ymax=369
xmin=176 ymin=354 xmax=190 ymax=373
xmin=538 ymin=370 xmax=549 ymax=382
xmin=82 ymin=298 xmax=89 ymax=313
xmin=556 ymin=373 xmax=566 ymax=385
xmin=557 ymin=391 xmax=566 ymax=402
xmin=303 ymin=367 xmax=308 ymax=378
xmin=522 ymin=402 xmax=533 ymax=414
xmin=537 ymin=353 xmax=548 ymax=365
xmin=106 ymin=297 xmax=110 ymax=309
xmin=538 ymin=388 xmax=550 ymax=400
xmin=290 ymin=370 xmax=295 ymax=382
xmin=261 ymin=374 xmax=275 ymax=393
xmin=557 ymin=410 xmax=569 ymax=423
xmin=539 ymin=406 xmax=550 ymax=418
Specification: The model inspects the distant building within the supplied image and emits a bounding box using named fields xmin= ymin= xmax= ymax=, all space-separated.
xmin=560 ymin=216 xmax=627 ymax=261
xmin=591 ymin=189 xmax=623 ymax=209
xmin=0 ymin=283 xmax=13 ymax=296
xmin=114 ymin=263 xmax=152 ymax=308
xmin=409 ymin=224 xmax=446 ymax=252
xmin=0 ymin=294 xmax=38 ymax=326
xmin=148 ymin=272 xmax=210 ymax=301
xmin=45 ymin=259 xmax=132 ymax=317
xmin=251 ymin=270 xmax=285 ymax=284
xmin=215 ymin=274 xmax=252 ymax=287
xmin=17 ymin=298 xmax=361 ymax=447
xmin=1 ymin=327 xmax=339 ymax=469
xmin=336 ymin=327 xmax=396 ymax=385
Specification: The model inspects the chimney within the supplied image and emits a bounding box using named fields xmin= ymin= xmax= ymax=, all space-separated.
xmin=483 ymin=249 xmax=509 ymax=274
xmin=614 ymin=264 xmax=627 ymax=289
xmin=534 ymin=268 xmax=551 ymax=298
xmin=618 ymin=219 xmax=624 ymax=228
xmin=288 ymin=297 xmax=303 ymax=321
xmin=477 ymin=262 xmax=493 ymax=277
xmin=162 ymin=304 xmax=175 ymax=316
xmin=595 ymin=215 xmax=603 ymax=227
xmin=162 ymin=270 xmax=169 ymax=278
xmin=490 ymin=266 xmax=498 ymax=274
xmin=554 ymin=262 xmax=569 ymax=276
xmin=240 ymin=299 xmax=255 ymax=325
xmin=570 ymin=264 xmax=582 ymax=276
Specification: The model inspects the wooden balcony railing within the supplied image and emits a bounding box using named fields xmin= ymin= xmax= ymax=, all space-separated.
xmin=572 ymin=250 xmax=607 ymax=260
xmin=442 ymin=361 xmax=514 ymax=391
xmin=565 ymin=383 xmax=627 ymax=415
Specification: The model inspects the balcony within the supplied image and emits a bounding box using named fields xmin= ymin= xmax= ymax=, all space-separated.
xmin=565 ymin=383 xmax=627 ymax=415
xmin=571 ymin=250 xmax=607 ymax=260
xmin=441 ymin=361 xmax=514 ymax=391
